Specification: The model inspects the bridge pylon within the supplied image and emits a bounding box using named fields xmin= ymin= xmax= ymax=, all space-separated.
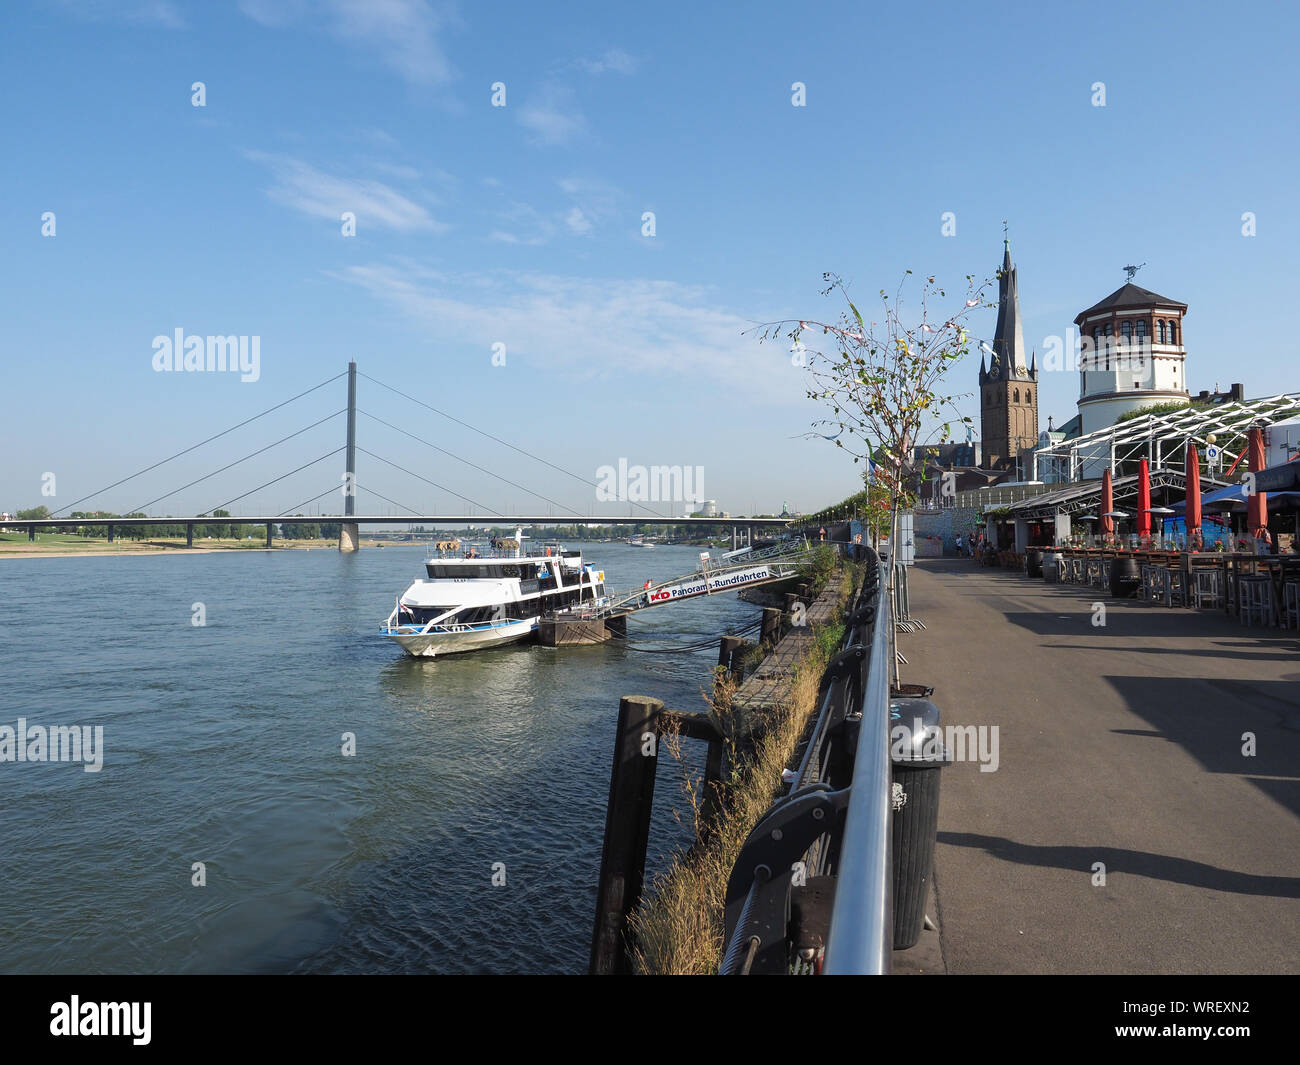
xmin=340 ymin=360 xmax=359 ymax=552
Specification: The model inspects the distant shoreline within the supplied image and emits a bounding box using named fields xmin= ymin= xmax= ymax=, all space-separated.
xmin=0 ymin=539 xmax=384 ymax=560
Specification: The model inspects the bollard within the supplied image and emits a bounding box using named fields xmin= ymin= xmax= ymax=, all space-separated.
xmin=589 ymin=696 xmax=662 ymax=975
xmin=760 ymin=607 xmax=782 ymax=649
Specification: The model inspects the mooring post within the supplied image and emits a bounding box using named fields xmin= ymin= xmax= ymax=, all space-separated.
xmin=589 ymin=695 xmax=663 ymax=975
xmin=718 ymin=635 xmax=743 ymax=669
xmin=761 ymin=606 xmax=782 ymax=649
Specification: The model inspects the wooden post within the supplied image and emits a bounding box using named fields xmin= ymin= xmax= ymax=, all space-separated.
xmin=718 ymin=635 xmax=743 ymax=668
xmin=761 ymin=607 xmax=782 ymax=649
xmin=589 ymin=695 xmax=663 ymax=975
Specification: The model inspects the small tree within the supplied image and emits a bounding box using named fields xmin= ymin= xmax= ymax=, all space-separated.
xmin=762 ymin=270 xmax=994 ymax=681
xmin=764 ymin=271 xmax=992 ymax=532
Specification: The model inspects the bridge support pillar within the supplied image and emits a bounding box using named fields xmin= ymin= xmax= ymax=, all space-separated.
xmin=186 ymin=523 xmax=194 ymax=548
xmin=731 ymin=526 xmax=737 ymax=550
xmin=107 ymin=524 xmax=114 ymax=543
xmin=29 ymin=525 xmax=36 ymax=541
xmin=266 ymin=523 xmax=273 ymax=549
xmin=339 ymin=522 xmax=360 ymax=553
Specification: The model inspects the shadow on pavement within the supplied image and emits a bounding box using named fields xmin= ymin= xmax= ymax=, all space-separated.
xmin=937 ymin=831 xmax=1300 ymax=899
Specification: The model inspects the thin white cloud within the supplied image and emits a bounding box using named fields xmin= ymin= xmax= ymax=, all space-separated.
xmin=239 ymin=0 xmax=454 ymax=85
xmin=564 ymin=207 xmax=593 ymax=236
xmin=246 ymin=152 xmax=446 ymax=233
xmin=486 ymin=201 xmax=556 ymax=246
xmin=573 ymin=48 xmax=638 ymax=75
xmin=331 ymin=263 xmax=788 ymax=399
xmin=517 ymin=86 xmax=587 ymax=146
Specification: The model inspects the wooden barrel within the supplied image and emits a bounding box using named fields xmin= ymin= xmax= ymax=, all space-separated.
xmin=1109 ymin=556 xmax=1141 ymax=598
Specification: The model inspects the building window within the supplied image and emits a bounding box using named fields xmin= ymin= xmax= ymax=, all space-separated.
xmin=1121 ymin=320 xmax=1132 ymax=343
xmin=1104 ymin=322 xmax=1113 ymax=336
xmin=1014 ymin=389 xmax=1020 ymax=403
xmin=1157 ymin=320 xmax=1166 ymax=343
xmin=1026 ymin=389 xmax=1032 ymax=403
xmin=1168 ymin=320 xmax=1177 ymax=345
xmin=1136 ymin=319 xmax=1147 ymax=343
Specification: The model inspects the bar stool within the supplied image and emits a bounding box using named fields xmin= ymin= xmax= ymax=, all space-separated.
xmin=1194 ymin=569 xmax=1224 ymax=610
xmin=1139 ymin=564 xmax=1159 ymax=602
xmin=1148 ymin=566 xmax=1169 ymax=605
xmin=1165 ymin=568 xmax=1186 ymax=608
xmin=1238 ymin=575 xmax=1273 ymax=627
xmin=1282 ymin=581 xmax=1300 ymax=630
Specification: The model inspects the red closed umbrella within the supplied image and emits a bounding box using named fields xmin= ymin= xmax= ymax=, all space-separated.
xmin=1247 ymin=426 xmax=1268 ymax=536
xmin=1185 ymin=445 xmax=1202 ymax=546
xmin=1101 ymin=468 xmax=1114 ymax=536
xmin=1136 ymin=458 xmax=1152 ymax=539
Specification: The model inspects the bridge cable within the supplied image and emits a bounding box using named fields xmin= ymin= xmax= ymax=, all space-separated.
xmin=356 ymin=447 xmax=494 ymax=512
xmin=203 ymin=448 xmax=346 ymax=515
xmin=357 ymin=409 xmax=577 ymax=514
xmin=52 ymin=371 xmax=347 ymax=515
xmin=278 ymin=486 xmax=346 ymax=517
xmin=352 ymin=482 xmax=423 ymax=517
xmin=128 ymin=410 xmax=346 ymax=514
xmin=359 ymin=372 xmax=670 ymax=518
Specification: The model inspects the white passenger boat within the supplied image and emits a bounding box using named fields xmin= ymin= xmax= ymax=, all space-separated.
xmin=380 ymin=528 xmax=608 ymax=657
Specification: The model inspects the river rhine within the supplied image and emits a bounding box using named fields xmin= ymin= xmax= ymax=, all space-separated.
xmin=0 ymin=542 xmax=759 ymax=974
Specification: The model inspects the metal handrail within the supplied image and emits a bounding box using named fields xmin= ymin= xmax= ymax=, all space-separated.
xmin=822 ymin=561 xmax=893 ymax=975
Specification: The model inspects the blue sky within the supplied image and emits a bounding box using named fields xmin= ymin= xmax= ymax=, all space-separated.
xmin=3 ymin=0 xmax=1297 ymax=521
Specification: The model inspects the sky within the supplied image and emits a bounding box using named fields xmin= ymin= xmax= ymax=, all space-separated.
xmin=3 ymin=0 xmax=1297 ymax=523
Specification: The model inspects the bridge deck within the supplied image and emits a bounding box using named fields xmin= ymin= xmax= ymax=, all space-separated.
xmin=903 ymin=559 xmax=1300 ymax=974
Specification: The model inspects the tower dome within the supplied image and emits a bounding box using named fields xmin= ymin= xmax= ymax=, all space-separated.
xmin=1073 ymin=281 xmax=1189 ymax=439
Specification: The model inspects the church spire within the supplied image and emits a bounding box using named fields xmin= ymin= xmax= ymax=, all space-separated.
xmin=993 ymin=240 xmax=1028 ymax=379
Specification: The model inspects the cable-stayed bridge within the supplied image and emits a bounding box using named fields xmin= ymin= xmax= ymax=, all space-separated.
xmin=9 ymin=362 xmax=793 ymax=550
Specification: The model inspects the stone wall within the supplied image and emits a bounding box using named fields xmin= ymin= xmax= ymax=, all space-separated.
xmin=913 ymin=506 xmax=982 ymax=555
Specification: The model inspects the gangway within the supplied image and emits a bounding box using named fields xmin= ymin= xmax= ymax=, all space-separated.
xmin=551 ymin=537 xmax=814 ymax=622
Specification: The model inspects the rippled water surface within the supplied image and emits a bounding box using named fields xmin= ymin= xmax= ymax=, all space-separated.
xmin=0 ymin=543 xmax=758 ymax=973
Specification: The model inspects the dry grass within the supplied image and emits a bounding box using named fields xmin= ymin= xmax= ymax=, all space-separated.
xmin=629 ymin=567 xmax=855 ymax=974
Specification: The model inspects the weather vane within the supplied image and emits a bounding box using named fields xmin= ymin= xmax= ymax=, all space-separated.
xmin=1124 ymin=262 xmax=1146 ymax=282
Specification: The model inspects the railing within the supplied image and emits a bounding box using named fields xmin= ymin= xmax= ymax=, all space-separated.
xmin=718 ymin=544 xmax=894 ymax=974
xmin=595 ymin=536 xmax=814 ymax=617
xmin=822 ymin=561 xmax=893 ymax=974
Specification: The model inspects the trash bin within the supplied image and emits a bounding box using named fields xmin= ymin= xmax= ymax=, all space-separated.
xmin=888 ymin=697 xmax=951 ymax=950
xmin=1043 ymin=551 xmax=1064 ymax=582
xmin=1025 ymin=548 xmax=1044 ymax=577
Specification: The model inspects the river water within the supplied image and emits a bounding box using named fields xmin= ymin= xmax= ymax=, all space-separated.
xmin=0 ymin=542 xmax=759 ymax=974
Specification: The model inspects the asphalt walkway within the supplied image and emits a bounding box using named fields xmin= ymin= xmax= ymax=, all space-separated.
xmin=901 ymin=559 xmax=1300 ymax=974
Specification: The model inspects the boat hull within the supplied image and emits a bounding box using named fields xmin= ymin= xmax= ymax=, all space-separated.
xmin=383 ymin=617 xmax=539 ymax=658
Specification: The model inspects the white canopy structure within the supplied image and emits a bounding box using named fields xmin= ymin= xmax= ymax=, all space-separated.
xmin=1033 ymin=393 xmax=1300 ymax=482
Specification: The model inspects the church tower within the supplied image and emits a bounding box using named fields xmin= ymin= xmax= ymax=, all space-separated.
xmin=979 ymin=240 xmax=1039 ymax=474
